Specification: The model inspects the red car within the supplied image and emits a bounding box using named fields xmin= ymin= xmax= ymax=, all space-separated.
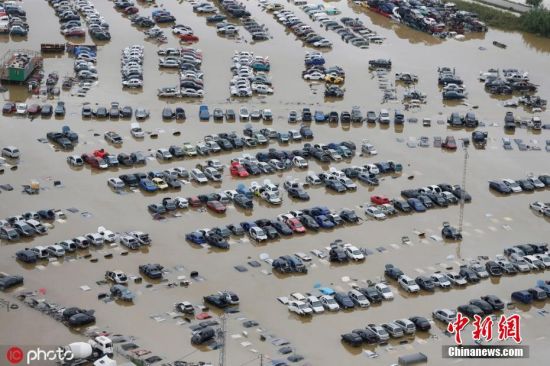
xmin=442 ymin=136 xmax=457 ymax=150
xmin=93 ymin=149 xmax=109 ymax=159
xmin=206 ymin=200 xmax=226 ymax=214
xmin=230 ymin=162 xmax=249 ymax=177
xmin=286 ymin=217 xmax=306 ymax=233
xmin=188 ymin=196 xmax=203 ymax=207
xmin=81 ymin=153 xmax=103 ymax=169
xmin=27 ymin=104 xmax=41 ymax=115
xmin=64 ymin=28 xmax=86 ymax=37
xmin=371 ymin=195 xmax=390 ymax=205
xmin=124 ymin=6 xmax=139 ymax=15
xmin=179 ymin=34 xmax=199 ymax=43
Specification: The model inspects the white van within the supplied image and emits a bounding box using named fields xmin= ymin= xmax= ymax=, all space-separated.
xmin=31 ymin=246 xmax=49 ymax=259
xmin=130 ymin=122 xmax=144 ymax=138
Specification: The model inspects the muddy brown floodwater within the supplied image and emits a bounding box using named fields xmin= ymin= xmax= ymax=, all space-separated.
xmin=1 ymin=0 xmax=550 ymax=365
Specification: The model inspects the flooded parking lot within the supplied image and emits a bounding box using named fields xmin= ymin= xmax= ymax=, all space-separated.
xmin=1 ymin=0 xmax=550 ymax=365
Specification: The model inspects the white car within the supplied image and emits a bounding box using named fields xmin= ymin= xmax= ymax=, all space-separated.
xmin=431 ymin=273 xmax=452 ymax=288
xmin=85 ymin=232 xmax=104 ymax=246
xmin=67 ymin=155 xmax=84 ymax=166
xmin=47 ymin=244 xmax=66 ymax=257
xmin=501 ymin=178 xmax=522 ymax=193
xmin=59 ymin=240 xmax=77 ymax=252
xmin=15 ymin=103 xmax=27 ymax=114
xmin=190 ymin=169 xmax=208 ymax=184
xmin=107 ymin=177 xmax=125 ymax=189
xmin=295 ymin=252 xmax=312 ymax=262
xmin=288 ymin=300 xmax=312 ymax=315
xmin=249 ymin=226 xmax=267 ymax=242
xmin=292 ymin=156 xmax=308 ymax=168
xmin=122 ymin=79 xmax=143 ymax=88
xmin=305 ymin=172 xmax=322 ymax=185
xmin=130 ymin=123 xmax=144 ymax=138
xmin=119 ymin=235 xmax=140 ymax=249
xmin=306 ymin=296 xmax=324 ymax=313
xmin=343 ymin=244 xmax=364 ymax=260
xmin=527 ymin=177 xmax=545 ymax=189
xmin=105 ymin=270 xmax=128 ymax=284
xmin=445 ymin=272 xmax=467 ymax=286
xmin=379 ymin=109 xmax=390 ymax=123
xmin=319 ymin=295 xmax=340 ymax=311
xmin=156 ymin=148 xmax=173 ymax=161
xmin=433 ymin=308 xmax=457 ymax=323
xmin=365 ymin=163 xmax=380 ymax=175
xmin=398 ymin=275 xmax=420 ymax=293
xmin=535 ymin=253 xmax=550 ymax=268
xmin=375 ymin=283 xmax=394 ymax=300
xmin=261 ymin=191 xmax=282 ymax=205
xmin=97 ymin=226 xmax=117 ymax=242
xmin=2 ymin=146 xmax=20 ymax=159
xmin=175 ymin=197 xmax=189 ymax=208
xmin=303 ymin=71 xmax=325 ymax=80
xmin=348 ymin=289 xmax=370 ymax=307
xmin=365 ymin=205 xmax=386 ymax=220
xmin=174 ymin=166 xmax=190 ymax=177
xmin=530 ymin=201 xmax=547 ymax=213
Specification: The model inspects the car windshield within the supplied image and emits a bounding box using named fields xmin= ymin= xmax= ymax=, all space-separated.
xmin=380 ymin=287 xmax=390 ymax=293
xmin=310 ymin=300 xmax=321 ymax=307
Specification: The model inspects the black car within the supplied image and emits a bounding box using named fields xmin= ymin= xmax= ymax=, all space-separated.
xmin=234 ymin=194 xmax=253 ymax=209
xmin=270 ymin=220 xmax=293 ymax=236
xmin=54 ymin=101 xmax=66 ymax=116
xmin=485 ymin=261 xmax=503 ymax=276
xmin=341 ymin=332 xmax=363 ymax=347
xmin=457 ymin=304 xmax=484 ymax=318
xmin=409 ymin=316 xmax=431 ymax=331
xmin=299 ymin=215 xmax=320 ymax=231
xmin=517 ymin=179 xmax=535 ymax=191
xmin=384 ymin=264 xmax=404 ymax=280
xmin=329 ymin=246 xmax=348 ymax=262
xmin=227 ymin=224 xmax=245 ymax=236
xmin=162 ymin=107 xmax=174 ymax=120
xmin=169 ymin=145 xmax=185 ymax=158
xmin=359 ymin=287 xmax=382 ymax=303
xmin=95 ymin=107 xmax=108 ymax=118
xmin=469 ymin=299 xmax=493 ymax=315
xmin=334 ymin=292 xmax=355 ymax=309
xmin=41 ymin=104 xmax=53 ymax=117
xmin=0 ymin=275 xmax=24 ymax=290
xmin=392 ymin=199 xmax=412 ymax=212
xmin=203 ymin=294 xmax=232 ymax=308
xmin=339 ymin=209 xmax=359 ymax=223
xmin=459 ymin=267 xmax=480 ymax=283
xmin=191 ymin=327 xmax=216 ymax=344
xmin=119 ymin=174 xmax=139 ymax=186
xmin=300 ymin=125 xmax=313 ymax=139
xmin=415 ymin=276 xmax=435 ymax=291
xmin=302 ymin=108 xmax=312 ymax=122
xmin=352 ymin=328 xmax=380 ymax=344
xmin=139 ymin=263 xmax=164 ymax=279
xmin=205 ymin=233 xmax=229 ymax=249
xmin=117 ymin=153 xmax=133 ymax=166
xmin=287 ymin=186 xmax=310 ymax=200
xmin=489 ymin=180 xmax=512 ymax=194
xmin=272 ymin=255 xmax=307 ymax=274
xmin=442 ymin=223 xmax=462 ymax=240
xmin=175 ymin=107 xmax=186 ymax=120
xmin=16 ymin=249 xmax=37 ymax=263
xmin=447 ymin=112 xmax=463 ymax=127
xmin=67 ymin=312 xmax=96 ymax=326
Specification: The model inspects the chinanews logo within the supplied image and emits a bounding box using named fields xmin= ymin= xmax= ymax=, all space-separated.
xmin=5 ymin=346 xmax=74 ymax=364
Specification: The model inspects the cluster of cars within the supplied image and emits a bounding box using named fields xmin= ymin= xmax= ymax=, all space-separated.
xmin=187 ymin=206 xmax=361 ymax=248
xmin=15 ymin=227 xmax=151 ymax=263
xmin=47 ymin=0 xmax=84 ymax=37
xmin=447 ymin=111 xmax=479 ymax=128
xmin=158 ymin=48 xmax=204 ymax=98
xmin=129 ymin=14 xmax=155 ymax=28
xmin=511 ymin=280 xmax=550 ymax=304
xmin=46 ymin=126 xmax=79 ymax=150
xmin=303 ymin=53 xmax=346 ymax=98
xmin=75 ymin=0 xmax=111 ymax=40
xmin=334 ymin=17 xmax=382 ymax=47
xmin=113 ymin=0 xmax=139 ymax=17
xmin=271 ymin=7 xmax=332 ymax=48
xmin=230 ymin=51 xmax=273 ymax=97
xmin=109 ymin=167 xmax=189 ymax=192
xmin=400 ymin=183 xmax=472 ymax=212
xmin=3 ymin=101 xmax=65 ymax=118
xmin=489 ymin=175 xmax=550 ymax=194
xmin=480 ymin=68 xmax=537 ymax=95
xmin=432 ymin=297 xmax=504 ymax=326
xmin=0 ymin=1 xmax=28 ymax=36
xmin=72 ymin=45 xmax=98 ymax=85
xmin=341 ymin=316 xmax=430 ymax=346
xmin=0 ymin=210 xmax=58 ymax=242
xmin=172 ymin=23 xmax=199 ymax=43
xmin=214 ymin=0 xmax=250 ymax=18
xmin=121 ymin=45 xmax=144 ymax=88
xmin=152 ymin=8 xmax=176 ymax=24
xmin=82 ymin=102 xmax=142 ymax=119
xmin=438 ymin=67 xmax=466 ymax=100
xmin=502 ymin=243 xmax=550 ymax=274
xmin=71 ymin=148 xmax=144 ymax=169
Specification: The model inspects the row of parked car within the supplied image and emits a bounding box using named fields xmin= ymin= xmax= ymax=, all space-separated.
xmin=121 ymin=44 xmax=144 ymax=88
xmin=46 ymin=126 xmax=79 ymax=150
xmin=14 ymin=227 xmax=152 ymax=263
xmin=185 ymin=206 xmax=362 ymax=248
xmin=0 ymin=209 xmax=59 ymax=242
xmin=158 ymin=48 xmax=204 ymax=98
xmin=82 ymin=102 xmax=149 ymax=120
xmin=48 ymin=0 xmax=84 ymax=37
xmin=489 ymin=175 xmax=550 ymax=194
xmin=1 ymin=1 xmax=28 ymax=36
xmin=230 ymin=51 xmax=273 ymax=97
xmin=271 ymin=7 xmax=332 ymax=48
xmin=400 ymin=183 xmax=472 ymax=212
xmin=3 ymin=101 xmax=65 ymax=117
xmin=530 ymin=201 xmax=550 ymax=217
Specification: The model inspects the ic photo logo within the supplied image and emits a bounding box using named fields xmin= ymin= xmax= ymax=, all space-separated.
xmin=5 ymin=346 xmax=74 ymax=365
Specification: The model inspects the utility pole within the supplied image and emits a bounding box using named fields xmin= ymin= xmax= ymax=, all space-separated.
xmin=218 ymin=315 xmax=226 ymax=366
xmin=457 ymin=144 xmax=469 ymax=259
xmin=259 ymin=354 xmax=263 ymax=366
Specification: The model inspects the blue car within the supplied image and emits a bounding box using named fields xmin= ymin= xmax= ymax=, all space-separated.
xmin=310 ymin=206 xmax=331 ymax=216
xmin=319 ymin=287 xmax=335 ymax=295
xmin=139 ymin=178 xmax=158 ymax=192
xmin=186 ymin=231 xmax=206 ymax=244
xmin=314 ymin=110 xmax=326 ymax=122
xmin=236 ymin=183 xmax=253 ymax=199
xmin=199 ymin=105 xmax=209 ymax=120
xmin=315 ymin=215 xmax=335 ymax=228
xmin=240 ymin=221 xmax=257 ymax=231
xmin=511 ymin=290 xmax=532 ymax=304
xmin=407 ymin=198 xmax=426 ymax=212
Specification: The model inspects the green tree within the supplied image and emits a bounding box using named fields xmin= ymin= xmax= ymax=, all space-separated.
xmin=526 ymin=0 xmax=542 ymax=8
